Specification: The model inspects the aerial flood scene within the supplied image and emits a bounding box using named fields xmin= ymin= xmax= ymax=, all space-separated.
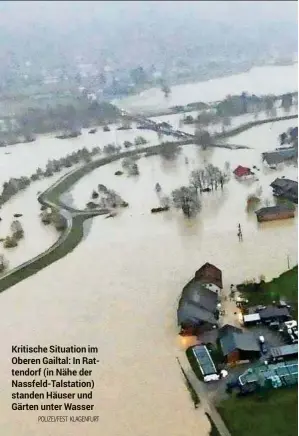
xmin=0 ymin=2 xmax=298 ymax=436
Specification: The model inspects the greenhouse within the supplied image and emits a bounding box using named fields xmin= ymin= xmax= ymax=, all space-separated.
xmin=239 ymin=359 xmax=298 ymax=389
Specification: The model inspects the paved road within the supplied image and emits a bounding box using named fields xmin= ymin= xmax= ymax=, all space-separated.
xmin=177 ymin=353 xmax=232 ymax=436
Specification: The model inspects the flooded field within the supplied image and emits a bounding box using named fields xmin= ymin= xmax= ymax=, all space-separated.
xmin=0 ymin=124 xmax=165 ymax=185
xmin=150 ymin=106 xmax=298 ymax=137
xmin=0 ymin=64 xmax=297 ymax=436
xmin=115 ymin=63 xmax=298 ymax=112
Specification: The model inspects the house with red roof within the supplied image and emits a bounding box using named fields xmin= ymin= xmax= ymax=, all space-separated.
xmin=233 ymin=165 xmax=254 ymax=180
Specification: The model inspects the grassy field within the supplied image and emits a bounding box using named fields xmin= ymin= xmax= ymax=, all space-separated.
xmin=218 ymin=387 xmax=298 ymax=436
xmin=238 ymin=266 xmax=298 ymax=316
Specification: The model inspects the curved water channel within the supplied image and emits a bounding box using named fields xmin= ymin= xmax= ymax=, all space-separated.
xmin=0 ymin=65 xmax=297 ymax=436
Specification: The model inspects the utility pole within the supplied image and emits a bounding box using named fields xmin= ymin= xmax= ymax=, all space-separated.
xmin=287 ymin=254 xmax=290 ymax=270
xmin=237 ymin=223 xmax=243 ymax=241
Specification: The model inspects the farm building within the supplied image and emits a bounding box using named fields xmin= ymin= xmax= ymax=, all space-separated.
xmin=194 ymin=262 xmax=223 ymax=293
xmin=219 ymin=330 xmax=261 ymax=364
xmin=262 ymin=148 xmax=297 ymax=168
xmin=243 ymin=313 xmax=261 ymax=326
xmin=270 ymin=344 xmax=298 ymax=362
xmin=238 ymin=359 xmax=298 ymax=389
xmin=191 ymin=345 xmax=218 ymax=379
xmin=255 ymin=204 xmax=295 ymax=222
xmin=270 ymin=178 xmax=298 ymax=203
xmin=218 ymin=324 xmax=242 ymax=338
xmin=259 ymin=306 xmax=291 ymax=323
xmin=177 ymin=279 xmax=219 ymax=335
xmin=233 ymin=165 xmax=254 ymax=180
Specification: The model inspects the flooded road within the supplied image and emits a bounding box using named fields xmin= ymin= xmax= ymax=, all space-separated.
xmin=0 ymin=65 xmax=297 ymax=436
xmin=0 ymin=118 xmax=297 ymax=436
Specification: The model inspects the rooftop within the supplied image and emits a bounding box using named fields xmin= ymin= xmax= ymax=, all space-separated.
xmin=259 ymin=306 xmax=291 ymax=319
xmin=192 ymin=345 xmax=217 ymax=376
xmin=270 ymin=344 xmax=298 ymax=358
xmin=262 ymin=148 xmax=297 ymax=165
xmin=255 ymin=204 xmax=295 ymax=217
xmin=220 ymin=331 xmax=260 ymax=356
xmin=233 ymin=165 xmax=253 ymax=177
xmin=194 ymin=262 xmax=223 ymax=289
xmin=239 ymin=359 xmax=298 ymax=387
xmin=270 ymin=178 xmax=298 ymax=190
xmin=177 ymin=279 xmax=219 ymax=326
xmin=218 ymin=324 xmax=242 ymax=338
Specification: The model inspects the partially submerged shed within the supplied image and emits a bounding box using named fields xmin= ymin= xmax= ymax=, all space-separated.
xmin=262 ymin=148 xmax=297 ymax=167
xmin=255 ymin=204 xmax=295 ymax=223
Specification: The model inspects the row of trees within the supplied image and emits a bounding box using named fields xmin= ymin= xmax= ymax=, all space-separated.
xmin=0 ymin=132 xmax=148 ymax=209
xmin=8 ymin=101 xmax=121 ymax=137
xmin=0 ymin=146 xmax=102 ymax=206
xmin=156 ymin=163 xmax=230 ymax=218
xmin=181 ymin=92 xmax=297 ymax=132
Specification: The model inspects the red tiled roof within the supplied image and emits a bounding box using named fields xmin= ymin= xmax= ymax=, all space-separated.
xmin=233 ymin=165 xmax=252 ymax=177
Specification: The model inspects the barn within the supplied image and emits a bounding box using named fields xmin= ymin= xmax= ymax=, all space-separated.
xmin=219 ymin=330 xmax=261 ymax=364
xmin=270 ymin=344 xmax=298 ymax=362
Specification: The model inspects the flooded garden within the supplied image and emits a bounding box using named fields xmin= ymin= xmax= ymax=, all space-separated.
xmin=0 ymin=64 xmax=297 ymax=436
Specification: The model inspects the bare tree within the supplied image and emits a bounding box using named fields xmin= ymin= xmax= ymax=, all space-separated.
xmin=221 ymin=116 xmax=232 ymax=132
xmin=160 ymin=143 xmax=181 ymax=160
xmin=194 ymin=128 xmax=212 ymax=149
xmin=281 ymin=93 xmax=293 ymax=113
xmin=171 ymin=186 xmax=201 ymax=217
xmin=189 ymin=169 xmax=206 ymax=192
xmin=160 ymin=195 xmax=170 ymax=208
xmin=190 ymin=164 xmax=229 ymax=192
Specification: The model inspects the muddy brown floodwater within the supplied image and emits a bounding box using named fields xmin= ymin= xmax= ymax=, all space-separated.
xmin=0 ymin=65 xmax=297 ymax=436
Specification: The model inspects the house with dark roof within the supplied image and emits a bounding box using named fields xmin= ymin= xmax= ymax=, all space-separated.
xmin=219 ymin=330 xmax=261 ymax=364
xmin=177 ymin=279 xmax=219 ymax=334
xmin=194 ymin=262 xmax=223 ymax=293
xmin=218 ymin=324 xmax=242 ymax=339
xmin=270 ymin=344 xmax=298 ymax=362
xmin=270 ymin=178 xmax=298 ymax=204
xmin=233 ymin=165 xmax=254 ymax=179
xmin=255 ymin=204 xmax=295 ymax=223
xmin=259 ymin=306 xmax=291 ymax=323
xmin=262 ymin=148 xmax=297 ymax=167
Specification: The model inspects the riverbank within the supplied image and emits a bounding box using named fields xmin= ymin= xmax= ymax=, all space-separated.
xmin=0 ymin=113 xmax=297 ymax=293
xmin=217 ymin=387 xmax=297 ymax=436
xmin=129 ymin=91 xmax=298 ymax=119
xmin=115 ymin=64 xmax=298 ymax=112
